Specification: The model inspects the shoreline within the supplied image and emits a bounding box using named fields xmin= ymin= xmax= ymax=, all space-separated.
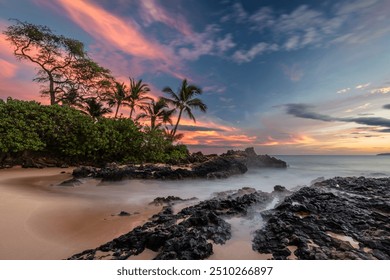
xmin=0 ymin=168 xmax=162 ymax=260
xmin=69 ymin=176 xmax=390 ymax=260
xmin=1 ymin=167 xmax=389 ymax=260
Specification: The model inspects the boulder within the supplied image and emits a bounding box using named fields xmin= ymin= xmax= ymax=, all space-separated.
xmin=273 ymin=185 xmax=287 ymax=192
xmin=58 ymin=178 xmax=82 ymax=187
xmin=192 ymin=157 xmax=248 ymax=178
xmin=221 ymin=147 xmax=287 ymax=168
xmin=72 ymin=166 xmax=97 ymax=178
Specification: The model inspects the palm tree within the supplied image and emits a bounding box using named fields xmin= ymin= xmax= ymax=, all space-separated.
xmin=83 ymin=98 xmax=112 ymax=121
xmin=162 ymin=79 xmax=207 ymax=136
xmin=128 ymin=77 xmax=152 ymax=119
xmin=59 ymin=88 xmax=85 ymax=109
xmin=106 ymin=82 xmax=128 ymax=118
xmin=136 ymin=98 xmax=174 ymax=130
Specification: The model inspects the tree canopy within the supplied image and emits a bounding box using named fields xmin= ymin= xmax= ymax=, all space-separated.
xmin=162 ymin=79 xmax=207 ymax=136
xmin=3 ymin=20 xmax=113 ymax=105
xmin=2 ymin=20 xmax=210 ymax=159
xmin=137 ymin=98 xmax=174 ymax=130
xmin=0 ymin=98 xmax=188 ymax=164
xmin=128 ymin=77 xmax=152 ymax=119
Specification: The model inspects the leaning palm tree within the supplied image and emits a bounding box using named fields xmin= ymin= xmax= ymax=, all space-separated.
xmin=83 ymin=98 xmax=112 ymax=121
xmin=106 ymin=82 xmax=128 ymax=118
xmin=128 ymin=77 xmax=152 ymax=119
xmin=162 ymin=79 xmax=207 ymax=137
xmin=136 ymin=98 xmax=174 ymax=130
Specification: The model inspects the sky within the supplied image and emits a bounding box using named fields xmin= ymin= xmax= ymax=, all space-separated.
xmin=1 ymin=0 xmax=390 ymax=155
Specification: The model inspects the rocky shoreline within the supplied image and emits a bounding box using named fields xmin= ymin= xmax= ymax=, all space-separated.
xmin=253 ymin=176 xmax=390 ymax=259
xmin=71 ymin=148 xmax=287 ymax=181
xmin=68 ymin=176 xmax=390 ymax=260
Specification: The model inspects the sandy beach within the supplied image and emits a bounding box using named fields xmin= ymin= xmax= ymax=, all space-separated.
xmin=0 ymin=167 xmax=161 ymax=260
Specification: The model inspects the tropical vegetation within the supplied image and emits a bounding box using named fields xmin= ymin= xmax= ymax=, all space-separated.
xmin=3 ymin=19 xmax=113 ymax=105
xmin=1 ymin=20 xmax=209 ymax=165
xmin=0 ymin=98 xmax=187 ymax=164
xmin=162 ymin=79 xmax=207 ymax=137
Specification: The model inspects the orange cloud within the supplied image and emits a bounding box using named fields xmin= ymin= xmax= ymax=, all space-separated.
xmin=178 ymin=117 xmax=237 ymax=133
xmin=183 ymin=135 xmax=251 ymax=146
xmin=35 ymin=0 xmax=186 ymax=80
xmin=371 ymin=87 xmax=390 ymax=94
xmin=50 ymin=0 xmax=172 ymax=62
xmin=259 ymin=135 xmax=315 ymax=146
xmin=181 ymin=129 xmax=256 ymax=147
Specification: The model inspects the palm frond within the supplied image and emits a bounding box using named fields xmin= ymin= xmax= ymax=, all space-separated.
xmin=187 ymin=98 xmax=208 ymax=112
xmin=162 ymin=78 xmax=207 ymax=136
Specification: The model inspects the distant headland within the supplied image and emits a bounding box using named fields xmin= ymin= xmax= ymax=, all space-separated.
xmin=377 ymin=153 xmax=390 ymax=156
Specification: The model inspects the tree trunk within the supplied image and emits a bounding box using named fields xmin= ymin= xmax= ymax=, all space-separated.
xmin=172 ymin=109 xmax=183 ymax=136
xmin=115 ymin=103 xmax=120 ymax=118
xmin=151 ymin=116 xmax=156 ymax=130
xmin=49 ymin=74 xmax=55 ymax=105
xmin=129 ymin=106 xmax=135 ymax=119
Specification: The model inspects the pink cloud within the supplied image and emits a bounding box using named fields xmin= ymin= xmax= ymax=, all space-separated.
xmin=0 ymin=30 xmax=45 ymax=102
xmin=139 ymin=0 xmax=193 ymax=36
xmin=54 ymin=0 xmax=172 ymax=61
xmin=0 ymin=58 xmax=17 ymax=78
xmin=35 ymin=0 xmax=187 ymax=80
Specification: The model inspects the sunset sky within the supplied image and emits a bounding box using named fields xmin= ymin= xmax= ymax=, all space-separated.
xmin=1 ymin=0 xmax=390 ymax=155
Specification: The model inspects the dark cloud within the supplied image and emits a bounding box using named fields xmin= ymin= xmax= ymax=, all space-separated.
xmin=355 ymin=126 xmax=378 ymax=131
xmin=284 ymin=103 xmax=390 ymax=132
xmin=357 ymin=113 xmax=375 ymax=116
xmin=346 ymin=117 xmax=390 ymax=128
xmin=285 ymin=104 xmax=335 ymax=121
xmin=383 ymin=104 xmax=390 ymax=110
xmin=176 ymin=125 xmax=226 ymax=132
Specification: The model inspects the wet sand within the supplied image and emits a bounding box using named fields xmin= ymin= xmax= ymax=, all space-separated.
xmin=0 ymin=167 xmax=161 ymax=260
xmin=0 ymin=167 xmax=273 ymax=260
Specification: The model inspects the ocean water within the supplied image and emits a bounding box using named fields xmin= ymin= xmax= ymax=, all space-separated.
xmin=100 ymin=155 xmax=390 ymax=204
xmin=56 ymin=155 xmax=390 ymax=259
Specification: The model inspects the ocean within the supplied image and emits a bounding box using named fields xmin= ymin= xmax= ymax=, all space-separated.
xmin=2 ymin=155 xmax=389 ymax=259
xmin=102 ymin=155 xmax=390 ymax=205
xmin=101 ymin=155 xmax=390 ymax=260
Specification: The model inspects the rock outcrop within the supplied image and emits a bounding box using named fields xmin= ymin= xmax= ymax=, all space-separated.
xmin=68 ymin=189 xmax=273 ymax=260
xmin=72 ymin=157 xmax=248 ymax=181
xmin=67 ymin=176 xmax=389 ymax=260
xmin=221 ymin=147 xmax=287 ymax=168
xmin=70 ymin=147 xmax=287 ymax=181
xmin=253 ymin=177 xmax=390 ymax=259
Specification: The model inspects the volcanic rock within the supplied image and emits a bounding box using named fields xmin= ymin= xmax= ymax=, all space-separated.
xmin=253 ymin=177 xmax=390 ymax=260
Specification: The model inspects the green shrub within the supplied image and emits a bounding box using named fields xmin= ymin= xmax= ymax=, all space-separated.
xmin=0 ymin=98 xmax=188 ymax=164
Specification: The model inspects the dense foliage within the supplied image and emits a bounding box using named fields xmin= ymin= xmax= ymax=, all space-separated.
xmin=1 ymin=21 xmax=208 ymax=166
xmin=0 ymin=98 xmax=188 ymax=165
